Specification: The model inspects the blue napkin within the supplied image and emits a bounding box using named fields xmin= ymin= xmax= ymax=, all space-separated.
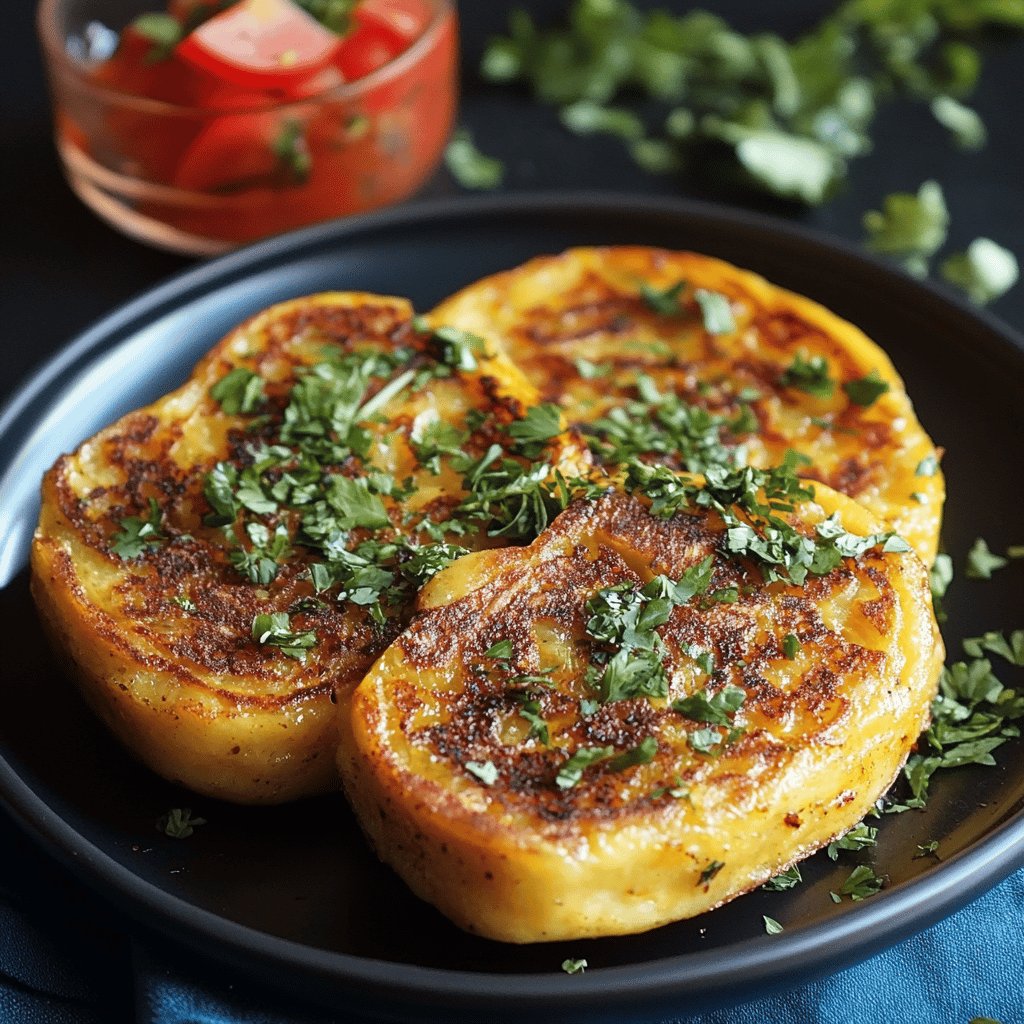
xmin=2 ymin=804 xmax=1020 ymax=1024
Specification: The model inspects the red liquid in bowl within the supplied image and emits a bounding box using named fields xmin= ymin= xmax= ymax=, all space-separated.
xmin=44 ymin=0 xmax=458 ymax=254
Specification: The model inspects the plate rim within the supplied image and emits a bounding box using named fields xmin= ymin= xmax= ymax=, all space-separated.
xmin=3 ymin=191 xmax=1024 ymax=1019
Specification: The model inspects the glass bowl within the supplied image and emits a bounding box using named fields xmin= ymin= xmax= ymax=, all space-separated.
xmin=37 ymin=0 xmax=458 ymax=256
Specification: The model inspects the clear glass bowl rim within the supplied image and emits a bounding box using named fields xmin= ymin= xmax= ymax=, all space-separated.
xmin=37 ymin=0 xmax=455 ymax=117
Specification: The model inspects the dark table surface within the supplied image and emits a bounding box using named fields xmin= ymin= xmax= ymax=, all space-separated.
xmin=2 ymin=2 xmax=1024 ymax=1022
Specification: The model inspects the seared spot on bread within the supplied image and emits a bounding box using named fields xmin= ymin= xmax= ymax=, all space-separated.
xmin=430 ymin=246 xmax=945 ymax=563
xmin=341 ymin=486 xmax=942 ymax=942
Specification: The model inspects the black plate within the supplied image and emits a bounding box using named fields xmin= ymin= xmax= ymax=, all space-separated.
xmin=2 ymin=194 xmax=1024 ymax=1023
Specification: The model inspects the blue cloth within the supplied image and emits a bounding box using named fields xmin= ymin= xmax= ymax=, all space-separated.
xmin=2 ymin=804 xmax=1021 ymax=1024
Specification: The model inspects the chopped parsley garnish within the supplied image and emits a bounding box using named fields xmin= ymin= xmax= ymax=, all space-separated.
xmin=863 ymin=181 xmax=949 ymax=278
xmin=963 ymin=630 xmax=1024 ymax=666
xmin=444 ymin=128 xmax=505 ymax=190
xmin=941 ymin=237 xmax=1019 ymax=306
xmin=480 ymin=4 xmax=1024 ymax=204
xmin=507 ymin=404 xmax=564 ymax=448
xmin=320 ymin=474 xmax=391 ymax=530
xmin=832 ymin=864 xmax=884 ymax=901
xmin=966 ymin=538 xmax=1009 ymax=579
xmin=779 ymin=353 xmax=834 ymax=399
xmin=651 ymin=776 xmax=690 ymax=801
xmin=574 ymin=357 xmax=612 ymax=379
xmin=465 ymin=760 xmax=499 ymax=786
xmin=625 ymin=457 xmax=906 ymax=588
xmin=485 ymin=639 xmax=514 ymax=661
xmin=694 ymin=289 xmax=736 ymax=335
xmin=698 ymin=860 xmax=725 ymax=885
xmin=826 ymin=822 xmax=878 ymax=860
xmin=688 ymin=728 xmax=724 ymax=755
xmin=763 ymin=915 xmax=784 ymax=935
xmin=132 ymin=13 xmax=184 ymax=61
xmin=914 ymin=840 xmax=940 ymax=859
xmin=111 ymin=498 xmax=165 ymax=560
xmin=842 ymin=370 xmax=890 ymax=407
xmin=916 ymin=455 xmax=939 ymax=476
xmin=903 ymin=652 xmax=1024 ymax=807
xmin=672 ymin=685 xmax=746 ymax=726
xmin=782 ymin=633 xmax=801 ymax=659
xmin=555 ymin=746 xmax=614 ymax=789
xmin=516 ymin=698 xmax=550 ymax=745
xmin=640 ymin=280 xmax=686 ymax=316
xmin=401 ymin=542 xmax=469 ymax=584
xmin=584 ymin=375 xmax=752 ymax=474
xmin=561 ymin=958 xmax=588 ymax=975
xmin=210 ymin=367 xmax=266 ymax=415
xmin=156 ymin=807 xmax=206 ymax=839
xmin=272 ymin=119 xmax=312 ymax=185
xmin=230 ymin=522 xmax=291 ymax=585
xmin=608 ymin=736 xmax=658 ymax=771
xmin=930 ymin=552 xmax=953 ymax=623
xmin=763 ymin=865 xmax=803 ymax=891
xmin=430 ymin=325 xmax=488 ymax=372
xmin=171 ymin=594 xmax=197 ymax=613
xmin=583 ymin=560 xmax=714 ymax=706
xmin=251 ymin=612 xmax=317 ymax=663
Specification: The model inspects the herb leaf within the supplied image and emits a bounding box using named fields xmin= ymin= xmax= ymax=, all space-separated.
xmin=555 ymin=746 xmax=614 ymax=789
xmin=157 ymin=807 xmax=206 ymax=839
xmin=842 ymin=370 xmax=890 ymax=407
xmin=210 ymin=368 xmax=266 ymax=415
xmin=465 ymin=760 xmax=499 ymax=786
xmin=111 ymin=498 xmax=165 ymax=560
xmin=251 ymin=612 xmax=317 ymax=662
xmin=694 ymin=289 xmax=736 ymax=334
xmin=444 ymin=129 xmax=505 ymax=190
xmin=780 ymin=352 xmax=834 ymax=398
xmin=966 ymin=538 xmax=1008 ymax=580
xmin=863 ymin=180 xmax=949 ymax=277
xmin=941 ymin=238 xmax=1020 ymax=305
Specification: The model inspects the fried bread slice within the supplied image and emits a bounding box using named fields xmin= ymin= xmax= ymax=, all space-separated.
xmin=31 ymin=293 xmax=589 ymax=804
xmin=341 ymin=481 xmax=942 ymax=942
xmin=431 ymin=247 xmax=945 ymax=564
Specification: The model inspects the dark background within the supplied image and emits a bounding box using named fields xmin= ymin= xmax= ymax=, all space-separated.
xmin=2 ymin=1 xmax=1023 ymax=1021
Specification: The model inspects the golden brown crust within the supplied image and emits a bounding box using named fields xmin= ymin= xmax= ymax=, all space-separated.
xmin=31 ymin=292 xmax=585 ymax=804
xmin=431 ymin=247 xmax=945 ymax=563
xmin=341 ymin=486 xmax=943 ymax=941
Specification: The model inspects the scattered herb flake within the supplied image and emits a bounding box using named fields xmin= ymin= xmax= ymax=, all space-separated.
xmin=780 ymin=352 xmax=834 ymax=399
xmin=941 ymin=237 xmax=1020 ymax=305
xmin=210 ymin=368 xmax=266 ymax=415
xmin=966 ymin=538 xmax=1009 ymax=580
xmin=694 ymin=289 xmax=736 ymax=335
xmin=698 ymin=860 xmax=725 ymax=885
xmin=157 ymin=808 xmax=206 ymax=839
xmin=574 ymin=357 xmax=612 ymax=379
xmin=763 ymin=915 xmax=784 ymax=935
xmin=863 ymin=181 xmax=949 ymax=277
xmin=251 ymin=612 xmax=317 ymax=663
xmin=555 ymin=746 xmax=614 ymax=789
xmin=111 ymin=498 xmax=165 ymax=560
xmin=640 ymin=280 xmax=686 ymax=316
xmin=444 ymin=129 xmax=504 ymax=190
xmin=561 ymin=958 xmax=588 ymax=975
xmin=842 ymin=370 xmax=890 ymax=407
xmin=485 ymin=639 xmax=514 ymax=661
xmin=837 ymin=864 xmax=884 ymax=901
xmin=465 ymin=760 xmax=499 ymax=786
xmin=763 ymin=865 xmax=803 ymax=891
xmin=609 ymin=736 xmax=658 ymax=771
